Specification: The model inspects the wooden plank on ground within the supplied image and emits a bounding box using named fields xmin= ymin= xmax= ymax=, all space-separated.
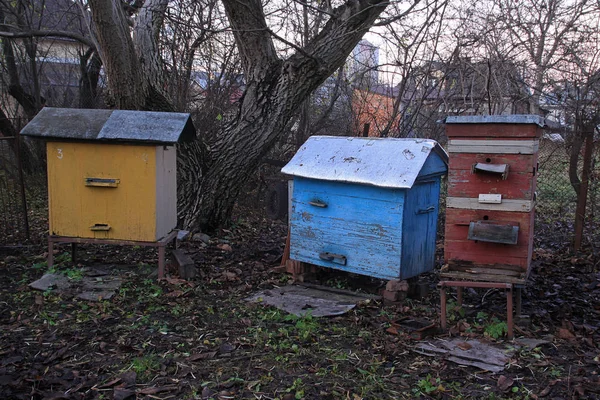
xmin=172 ymin=249 xmax=196 ymax=279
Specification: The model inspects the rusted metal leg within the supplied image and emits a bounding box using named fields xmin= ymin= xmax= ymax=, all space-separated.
xmin=506 ymin=286 xmax=514 ymax=340
xmin=71 ymin=243 xmax=78 ymax=265
xmin=48 ymin=238 xmax=54 ymax=269
xmin=515 ymin=287 xmax=522 ymax=317
xmin=440 ymin=286 xmax=447 ymax=330
xmin=456 ymin=286 xmax=464 ymax=305
xmin=158 ymin=245 xmax=166 ymax=280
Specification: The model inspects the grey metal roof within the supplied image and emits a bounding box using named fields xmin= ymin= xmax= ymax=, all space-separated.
xmin=445 ymin=114 xmax=545 ymax=127
xmin=20 ymin=107 xmax=196 ymax=144
xmin=282 ymin=136 xmax=448 ymax=189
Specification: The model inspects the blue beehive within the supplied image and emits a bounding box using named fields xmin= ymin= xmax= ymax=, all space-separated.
xmin=282 ymin=136 xmax=448 ymax=280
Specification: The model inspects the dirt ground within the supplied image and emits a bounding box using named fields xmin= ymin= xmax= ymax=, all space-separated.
xmin=1 ymin=202 xmax=599 ymax=400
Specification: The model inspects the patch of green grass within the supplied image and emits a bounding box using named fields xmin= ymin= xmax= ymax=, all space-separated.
xmin=64 ymin=267 xmax=84 ymax=280
xmin=256 ymin=308 xmax=286 ymax=322
xmin=285 ymin=377 xmax=306 ymax=399
xmin=414 ymin=374 xmax=446 ymax=396
xmin=325 ymin=278 xmax=349 ymax=290
xmin=54 ymin=252 xmax=72 ymax=264
xmin=476 ymin=313 xmax=507 ymax=339
xmin=170 ymin=303 xmax=187 ymax=316
xmin=549 ymin=366 xmax=563 ymax=378
xmin=122 ymin=279 xmax=163 ymax=301
xmin=40 ymin=250 xmax=83 ymax=281
xmin=245 ymin=309 xmax=323 ymax=362
xmin=223 ymin=376 xmax=245 ymax=387
xmin=38 ymin=311 xmax=58 ymax=326
xmin=154 ymin=321 xmax=169 ymax=334
xmin=32 ymin=261 xmax=47 ymax=270
xmin=131 ymin=354 xmax=160 ymax=378
xmin=41 ymin=252 xmax=73 ymax=274
xmin=473 ymin=312 xmax=508 ymax=339
xmin=284 ymin=313 xmax=319 ymax=341
xmin=484 ymin=319 xmax=508 ymax=339
xmin=141 ymin=279 xmax=163 ymax=297
xmin=446 ymin=300 xmax=465 ymax=322
xmin=356 ymin=362 xmax=386 ymax=393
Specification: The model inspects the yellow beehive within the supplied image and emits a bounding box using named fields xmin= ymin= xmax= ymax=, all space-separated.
xmin=22 ymin=108 xmax=196 ymax=242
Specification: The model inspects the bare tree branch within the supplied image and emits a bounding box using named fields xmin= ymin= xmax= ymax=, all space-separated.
xmin=0 ymin=29 xmax=96 ymax=48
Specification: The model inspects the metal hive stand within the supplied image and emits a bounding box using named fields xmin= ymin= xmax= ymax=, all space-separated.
xmin=47 ymin=230 xmax=178 ymax=279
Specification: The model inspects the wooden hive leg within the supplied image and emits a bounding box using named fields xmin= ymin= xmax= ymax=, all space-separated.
xmin=71 ymin=243 xmax=78 ymax=265
xmin=285 ymin=260 xmax=314 ymax=282
xmin=158 ymin=244 xmax=166 ymax=280
xmin=440 ymin=285 xmax=447 ymax=330
xmin=456 ymin=286 xmax=464 ymax=306
xmin=48 ymin=238 xmax=54 ymax=269
xmin=515 ymin=287 xmax=522 ymax=317
xmin=506 ymin=285 xmax=514 ymax=340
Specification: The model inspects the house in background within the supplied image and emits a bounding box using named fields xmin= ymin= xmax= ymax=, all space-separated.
xmin=345 ymin=49 xmax=533 ymax=140
xmin=402 ymin=58 xmax=531 ymax=117
xmin=30 ymin=0 xmax=96 ymax=107
xmin=352 ymin=84 xmax=400 ymax=137
xmin=1 ymin=0 xmax=96 ymax=115
xmin=382 ymin=57 xmax=533 ymax=141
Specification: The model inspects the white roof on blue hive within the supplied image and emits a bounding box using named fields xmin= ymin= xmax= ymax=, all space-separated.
xmin=282 ymin=136 xmax=448 ymax=189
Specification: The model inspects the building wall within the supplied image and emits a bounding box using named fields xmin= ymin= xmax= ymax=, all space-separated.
xmin=352 ymin=88 xmax=398 ymax=137
xmin=13 ymin=38 xmax=88 ymax=108
xmin=347 ymin=40 xmax=379 ymax=85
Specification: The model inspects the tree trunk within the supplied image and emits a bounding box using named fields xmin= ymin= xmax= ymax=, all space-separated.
xmin=569 ymin=125 xmax=583 ymax=197
xmin=573 ymin=128 xmax=594 ymax=250
xmin=1 ymin=36 xmax=42 ymax=118
xmin=0 ymin=108 xmax=18 ymax=138
xmin=178 ymin=0 xmax=388 ymax=232
xmin=88 ymin=0 xmax=389 ymax=232
xmin=88 ymin=0 xmax=147 ymax=109
xmin=79 ymin=49 xmax=103 ymax=108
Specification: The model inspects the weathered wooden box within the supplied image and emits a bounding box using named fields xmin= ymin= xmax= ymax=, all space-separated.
xmin=21 ymin=107 xmax=195 ymax=242
xmin=282 ymin=136 xmax=448 ymax=280
xmin=443 ymin=115 xmax=543 ymax=283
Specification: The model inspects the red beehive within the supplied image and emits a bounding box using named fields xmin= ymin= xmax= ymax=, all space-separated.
xmin=443 ymin=115 xmax=544 ymax=284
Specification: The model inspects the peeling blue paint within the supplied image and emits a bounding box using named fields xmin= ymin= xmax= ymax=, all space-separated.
xmin=285 ymin=137 xmax=448 ymax=280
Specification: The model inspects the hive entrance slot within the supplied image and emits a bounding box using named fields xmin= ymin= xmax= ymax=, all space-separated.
xmin=319 ymin=252 xmax=347 ymax=265
xmin=85 ymin=177 xmax=120 ymax=187
xmin=467 ymin=220 xmax=519 ymax=245
xmin=90 ymin=224 xmax=111 ymax=231
xmin=472 ymin=163 xmax=509 ymax=180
